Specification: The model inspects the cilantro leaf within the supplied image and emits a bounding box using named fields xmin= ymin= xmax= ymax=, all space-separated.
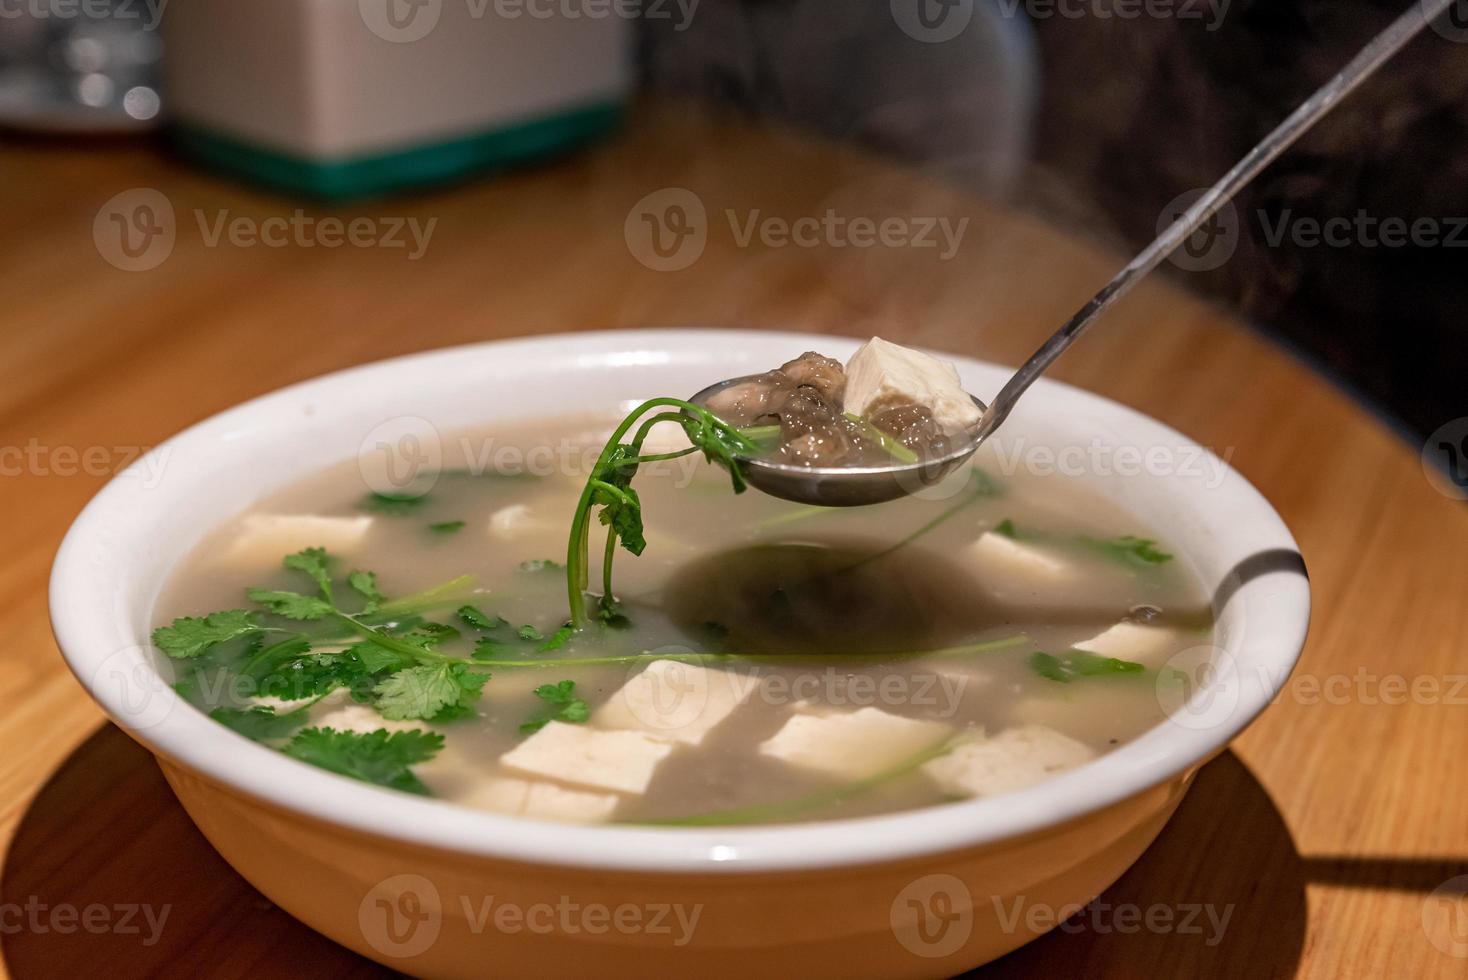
xmin=471 ymin=638 xmax=516 ymax=661
xmin=517 ymin=625 xmax=545 ymax=642
xmin=458 ymin=605 xmax=507 ymax=631
xmin=255 ymin=650 xmax=383 ymax=702
xmin=429 ymin=520 xmax=466 ymax=535
xmin=283 ymin=727 xmax=443 ymax=794
xmin=538 ymin=624 xmax=575 ymax=652
xmin=152 ymin=610 xmax=260 ymax=659
xmin=409 ymin=622 xmax=461 ymax=646
xmin=1030 ymin=649 xmax=1146 ymax=683
xmin=519 ymin=680 xmax=590 ymax=734
xmin=373 ymin=663 xmax=487 ymax=721
xmin=359 ymin=491 xmax=428 ymax=516
xmin=994 ymin=518 xmax=1018 ymax=538
xmin=210 ymin=705 xmax=311 ymax=741
xmin=678 ymin=411 xmax=753 ymax=494
xmin=1085 ymin=534 xmax=1174 ymax=566
xmin=347 ymin=570 xmax=384 ymax=613
xmin=246 ymin=588 xmax=334 ymax=621
xmin=351 ymin=640 xmax=414 ymax=674
xmin=283 ymin=547 xmax=333 ymax=601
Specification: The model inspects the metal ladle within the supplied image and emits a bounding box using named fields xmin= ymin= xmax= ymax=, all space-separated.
xmin=693 ymin=0 xmax=1454 ymax=507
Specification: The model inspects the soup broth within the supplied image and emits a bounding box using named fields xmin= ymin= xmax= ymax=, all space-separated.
xmin=154 ymin=414 xmax=1214 ymax=826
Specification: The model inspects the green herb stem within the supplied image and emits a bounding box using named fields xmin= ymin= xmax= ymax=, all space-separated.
xmin=375 ymin=575 xmax=477 ymax=616
xmin=565 ymin=398 xmax=755 ymax=628
xmin=479 ymin=634 xmax=1028 ymax=670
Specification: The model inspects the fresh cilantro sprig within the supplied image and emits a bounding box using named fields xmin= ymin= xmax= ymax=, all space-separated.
xmin=152 ymin=610 xmax=262 ymax=659
xmin=1030 ymin=649 xmax=1145 ymax=683
xmin=519 ymin=680 xmax=589 ymax=734
xmin=458 ymin=605 xmax=506 ymax=631
xmin=374 ymin=662 xmax=488 ymax=721
xmin=347 ymin=571 xmax=384 ymax=613
xmin=1083 ymin=534 xmax=1173 ymax=566
xmin=359 ymin=491 xmax=429 ymax=515
xmin=210 ymin=704 xmax=312 ymax=741
xmin=565 ymin=398 xmax=757 ymax=628
xmin=993 ymin=519 xmax=1174 ymax=568
xmin=283 ymin=727 xmax=443 ymax=794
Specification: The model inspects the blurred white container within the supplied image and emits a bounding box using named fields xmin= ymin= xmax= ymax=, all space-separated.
xmin=163 ymin=0 xmax=632 ymax=198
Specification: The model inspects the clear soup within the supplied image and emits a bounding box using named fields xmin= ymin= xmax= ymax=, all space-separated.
xmin=154 ymin=414 xmax=1214 ymax=826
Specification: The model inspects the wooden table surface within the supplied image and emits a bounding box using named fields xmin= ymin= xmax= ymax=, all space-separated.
xmin=2 ymin=102 xmax=1465 ymax=979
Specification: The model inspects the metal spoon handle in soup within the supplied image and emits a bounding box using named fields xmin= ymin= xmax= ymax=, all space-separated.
xmin=974 ymin=0 xmax=1454 ymax=445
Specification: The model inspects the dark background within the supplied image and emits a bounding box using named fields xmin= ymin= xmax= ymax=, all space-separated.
xmin=642 ymin=0 xmax=1467 ymax=441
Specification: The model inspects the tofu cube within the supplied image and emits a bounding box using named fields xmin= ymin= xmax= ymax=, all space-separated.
xmin=923 ymin=724 xmax=1095 ymax=798
xmin=1009 ymin=685 xmax=1145 ymax=746
xmin=500 ymin=721 xmax=675 ymax=795
xmin=1072 ymin=621 xmax=1179 ymax=666
xmin=967 ymin=532 xmax=1087 ymax=609
xmin=970 ymin=531 xmax=1076 ymax=583
xmin=460 ymin=776 xmax=621 ymax=824
xmin=844 ymin=337 xmax=981 ymax=434
xmin=595 ymin=659 xmax=761 ymax=745
xmin=312 ymin=701 xmax=427 ymax=736
xmin=488 ymin=503 xmax=536 ymax=540
xmin=759 ymin=707 xmax=951 ymax=781
xmin=216 ymin=513 xmax=372 ymax=566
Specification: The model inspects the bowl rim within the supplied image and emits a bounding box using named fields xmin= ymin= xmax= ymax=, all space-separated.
xmin=50 ymin=328 xmax=1310 ymax=874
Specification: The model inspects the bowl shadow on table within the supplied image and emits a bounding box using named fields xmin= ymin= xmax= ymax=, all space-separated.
xmin=1 ymin=733 xmax=1458 ymax=978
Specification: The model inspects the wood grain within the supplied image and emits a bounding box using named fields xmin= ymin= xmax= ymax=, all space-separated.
xmin=1 ymin=101 xmax=1464 ymax=978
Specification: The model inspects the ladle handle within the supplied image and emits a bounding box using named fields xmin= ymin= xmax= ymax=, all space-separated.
xmin=975 ymin=0 xmax=1455 ymax=442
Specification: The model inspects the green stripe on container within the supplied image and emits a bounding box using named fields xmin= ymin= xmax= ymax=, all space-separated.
xmin=169 ymin=101 xmax=624 ymax=201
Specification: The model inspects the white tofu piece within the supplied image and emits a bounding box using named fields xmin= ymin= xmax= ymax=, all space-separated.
xmin=923 ymin=724 xmax=1095 ymax=798
xmin=966 ymin=532 xmax=1089 ymax=610
xmin=1072 ymin=621 xmax=1179 ymax=666
xmin=252 ymin=693 xmax=326 ymax=714
xmin=459 ymin=776 xmax=621 ymax=824
xmin=488 ymin=503 xmax=536 ymax=540
xmin=216 ymin=513 xmax=373 ymax=566
xmin=312 ymin=701 xmax=426 ymax=735
xmin=594 ymin=659 xmax=761 ymax=745
xmin=758 ymin=707 xmax=951 ymax=781
xmin=970 ymin=531 xmax=1077 ymax=584
xmin=843 ymin=337 xmax=982 ymax=434
xmin=500 ymin=721 xmax=675 ymax=795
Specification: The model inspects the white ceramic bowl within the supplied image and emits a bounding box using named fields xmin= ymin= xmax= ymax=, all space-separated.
xmin=51 ymin=329 xmax=1309 ymax=978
